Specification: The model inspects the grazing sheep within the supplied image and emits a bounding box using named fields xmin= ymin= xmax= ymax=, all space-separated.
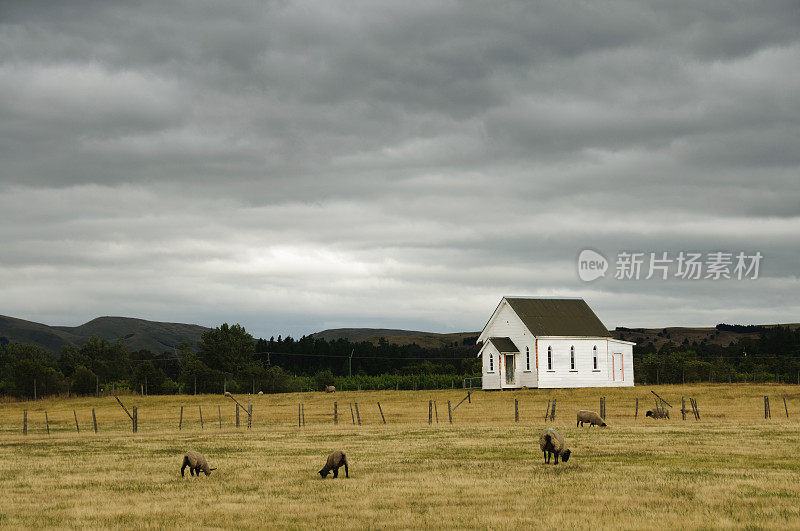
xmin=325 ymin=386 xmax=336 ymax=393
xmin=318 ymin=450 xmax=349 ymax=478
xmin=577 ymin=410 xmax=607 ymax=427
xmin=539 ymin=429 xmax=571 ymax=464
xmin=181 ymin=451 xmax=216 ymax=477
xmin=645 ymin=409 xmax=670 ymax=419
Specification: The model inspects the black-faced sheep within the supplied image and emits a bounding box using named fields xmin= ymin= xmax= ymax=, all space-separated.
xmin=539 ymin=428 xmax=571 ymax=464
xmin=318 ymin=450 xmax=349 ymax=478
xmin=577 ymin=410 xmax=607 ymax=427
xmin=181 ymin=451 xmax=216 ymax=477
xmin=325 ymin=386 xmax=336 ymax=393
xmin=645 ymin=409 xmax=669 ymax=419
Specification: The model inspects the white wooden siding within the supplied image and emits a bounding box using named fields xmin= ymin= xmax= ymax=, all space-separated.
xmin=479 ymin=301 xmax=538 ymax=389
xmin=608 ymin=339 xmax=634 ymax=387
xmin=479 ymin=299 xmax=634 ymax=389
xmin=537 ymin=337 xmax=634 ymax=388
xmin=480 ymin=342 xmax=501 ymax=390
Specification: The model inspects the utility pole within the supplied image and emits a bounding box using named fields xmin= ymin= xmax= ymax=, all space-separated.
xmin=349 ymin=349 xmax=354 ymax=378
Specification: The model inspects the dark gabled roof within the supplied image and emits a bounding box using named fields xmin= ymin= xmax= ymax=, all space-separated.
xmin=486 ymin=337 xmax=519 ymax=353
xmin=504 ymin=297 xmax=611 ymax=337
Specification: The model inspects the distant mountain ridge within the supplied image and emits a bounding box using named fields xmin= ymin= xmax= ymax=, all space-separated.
xmin=0 ymin=315 xmax=208 ymax=355
xmin=4 ymin=315 xmax=797 ymax=357
xmin=312 ymin=328 xmax=481 ymax=349
xmin=311 ymin=328 xmax=428 ymax=341
xmin=313 ymin=323 xmax=800 ymax=349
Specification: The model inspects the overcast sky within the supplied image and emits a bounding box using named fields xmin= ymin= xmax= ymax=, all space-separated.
xmin=1 ymin=0 xmax=799 ymax=338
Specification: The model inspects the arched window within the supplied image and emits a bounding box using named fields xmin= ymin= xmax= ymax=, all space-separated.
xmin=525 ymin=347 xmax=530 ymax=371
xmin=547 ymin=346 xmax=553 ymax=370
xmin=593 ymin=346 xmax=598 ymax=370
xmin=570 ymin=346 xmax=576 ymax=370
xmin=489 ymin=353 xmax=493 ymax=372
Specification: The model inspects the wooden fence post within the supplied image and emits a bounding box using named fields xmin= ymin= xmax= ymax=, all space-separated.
xmin=218 ymin=405 xmax=222 ymax=429
xmin=132 ymin=406 xmax=138 ymax=433
xmin=74 ymin=410 xmax=80 ymax=433
xmin=448 ymin=400 xmax=453 ymax=424
xmin=24 ymin=409 xmax=28 ymax=434
xmin=301 ymin=404 xmax=304 ymax=427
xmin=429 ymin=400 xmax=433 ymax=424
xmin=236 ymin=405 xmax=240 ymax=428
xmin=179 ymin=406 xmax=183 ymax=430
xmin=45 ymin=410 xmax=50 ymax=436
xmin=681 ymin=397 xmax=686 ymax=420
xmin=92 ymin=408 xmax=97 ymax=433
xmin=350 ymin=403 xmax=355 ymax=425
xmin=635 ymin=398 xmax=638 ymax=419
xmin=514 ymin=398 xmax=519 ymax=422
xmin=199 ymin=405 xmax=204 ymax=429
xmin=544 ymin=399 xmax=551 ymax=421
xmin=434 ymin=401 xmax=439 ymax=423
xmin=550 ymin=398 xmax=557 ymax=421
xmin=334 ymin=402 xmax=338 ymax=425
xmin=783 ymin=396 xmax=789 ymax=418
xmin=764 ymin=396 xmax=771 ymax=419
xmin=378 ymin=402 xmax=386 ymax=424
xmin=248 ymin=405 xmax=253 ymax=429
xmin=355 ymin=402 xmax=361 ymax=425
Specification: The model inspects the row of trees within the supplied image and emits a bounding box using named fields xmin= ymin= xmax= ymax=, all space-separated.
xmin=633 ymin=325 xmax=800 ymax=384
xmin=0 ymin=323 xmax=481 ymax=398
xmin=2 ymin=322 xmax=797 ymax=397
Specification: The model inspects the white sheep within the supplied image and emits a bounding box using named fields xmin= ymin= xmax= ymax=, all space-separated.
xmin=181 ymin=451 xmax=216 ymax=477
xmin=539 ymin=429 xmax=571 ymax=464
xmin=577 ymin=410 xmax=607 ymax=427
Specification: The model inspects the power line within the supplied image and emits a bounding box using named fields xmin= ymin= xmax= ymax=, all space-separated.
xmin=256 ymin=351 xmax=473 ymax=361
xmin=126 ymin=351 xmax=474 ymax=362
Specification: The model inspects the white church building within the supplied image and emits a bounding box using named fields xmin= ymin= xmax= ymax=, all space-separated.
xmin=478 ymin=297 xmax=635 ymax=389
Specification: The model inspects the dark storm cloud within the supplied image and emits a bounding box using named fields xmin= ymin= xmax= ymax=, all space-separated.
xmin=1 ymin=0 xmax=798 ymax=337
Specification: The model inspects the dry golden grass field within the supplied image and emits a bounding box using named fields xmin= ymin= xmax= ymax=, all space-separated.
xmin=1 ymin=384 xmax=800 ymax=529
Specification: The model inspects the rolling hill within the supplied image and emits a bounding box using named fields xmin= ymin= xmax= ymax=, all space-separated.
xmin=310 ymin=328 xmax=428 ymax=342
xmin=313 ymin=324 xmax=799 ymax=349
xmin=0 ymin=315 xmax=209 ymax=355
